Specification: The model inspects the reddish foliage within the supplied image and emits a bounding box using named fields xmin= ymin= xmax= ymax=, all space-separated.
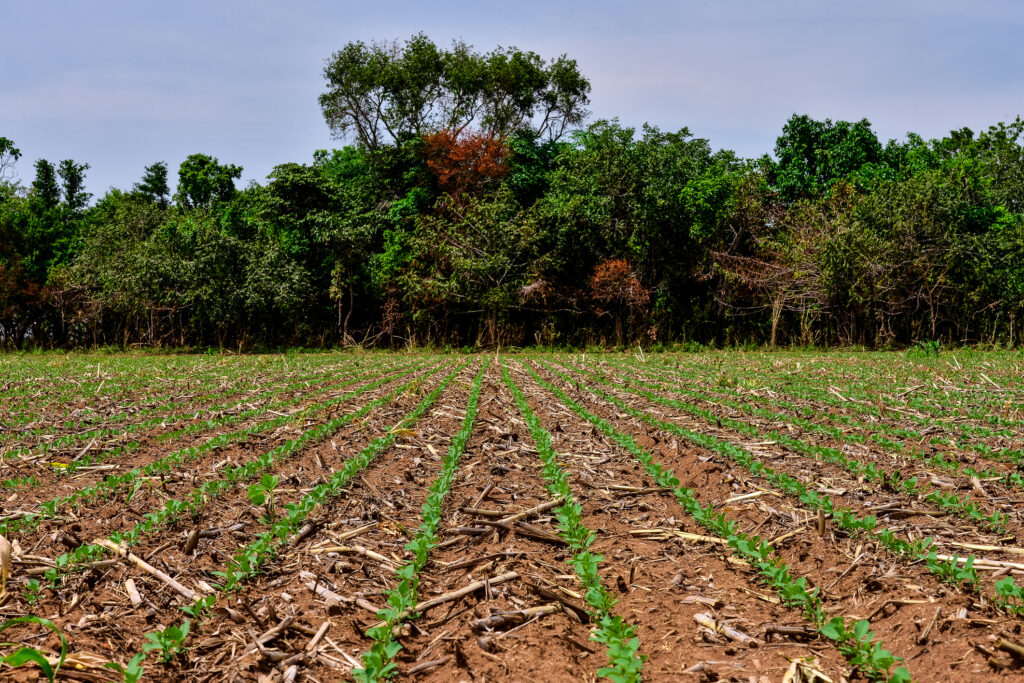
xmin=423 ymin=129 xmax=508 ymax=199
xmin=589 ymin=258 xmax=650 ymax=344
xmin=589 ymin=259 xmax=649 ymax=310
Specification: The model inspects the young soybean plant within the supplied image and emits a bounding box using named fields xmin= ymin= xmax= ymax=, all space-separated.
xmin=142 ymin=620 xmax=190 ymax=663
xmin=503 ymin=364 xmax=645 ymax=683
xmin=531 ymin=360 xmax=911 ymax=683
xmin=247 ymin=474 xmax=280 ymax=523
xmin=355 ymin=359 xmax=488 ymax=682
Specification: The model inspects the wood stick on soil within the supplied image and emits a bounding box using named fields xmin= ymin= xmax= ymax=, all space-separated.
xmin=326 ymin=522 xmax=377 ymax=544
xmin=125 ymin=578 xmax=142 ymax=608
xmin=25 ymin=558 xmax=120 ymax=576
xmin=471 ymin=603 xmax=561 ymax=631
xmin=497 ymin=498 xmax=564 ymax=524
xmin=437 ymin=551 xmax=523 ymax=571
xmin=918 ymin=606 xmax=941 ymax=645
xmin=513 ymin=521 xmax=567 ymax=545
xmin=763 ymin=624 xmax=813 ymax=639
xmin=941 ymin=541 xmax=1024 ymax=556
xmin=457 ymin=498 xmax=564 ymax=527
xmin=299 ymin=570 xmax=380 ymax=615
xmin=243 ymin=615 xmax=295 ymax=655
xmin=681 ymin=595 xmax=721 ymax=608
xmin=94 ymin=538 xmax=196 ymax=601
xmin=470 ymin=483 xmax=494 ymax=509
xmin=407 ymin=657 xmax=452 ymax=675
xmin=183 ymin=529 xmax=200 ymax=555
xmin=995 ymin=638 xmax=1024 ymax=660
xmin=197 ymin=522 xmax=245 ymax=538
xmin=630 ymin=528 xmax=729 ymax=545
xmin=932 ymin=553 xmax=1024 ymax=571
xmin=305 ymin=621 xmax=330 ymax=653
xmin=526 ymin=582 xmax=590 ymax=623
xmin=368 ymin=571 xmax=519 ymax=628
xmin=693 ymin=612 xmax=761 ymax=646
xmin=473 ymin=519 xmax=567 ymax=545
xmin=309 ymin=545 xmax=397 ymax=567
xmin=460 ymin=507 xmax=506 ymax=518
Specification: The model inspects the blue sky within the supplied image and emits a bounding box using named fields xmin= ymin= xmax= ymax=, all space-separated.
xmin=3 ymin=0 xmax=1022 ymax=197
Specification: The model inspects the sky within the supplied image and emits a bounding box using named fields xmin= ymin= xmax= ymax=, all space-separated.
xmin=3 ymin=0 xmax=1023 ymax=198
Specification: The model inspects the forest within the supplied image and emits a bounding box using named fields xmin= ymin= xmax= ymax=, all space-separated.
xmin=2 ymin=34 xmax=1023 ymax=350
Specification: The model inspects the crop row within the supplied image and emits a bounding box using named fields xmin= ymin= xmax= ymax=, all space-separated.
xmin=520 ymin=361 xmax=910 ymax=682
xmin=539 ymin=360 xmax=1011 ymax=623
xmin=600 ymin=359 xmax=1012 ymax=532
xmin=1 ymin=359 xmax=430 ymax=537
xmin=129 ymin=360 xmax=471 ymax=679
xmin=1 ymin=356 xmax=368 ymax=464
xmin=627 ymin=357 xmax=1024 ymax=479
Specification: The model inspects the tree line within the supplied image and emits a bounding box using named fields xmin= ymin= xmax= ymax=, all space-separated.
xmin=2 ymin=34 xmax=1023 ymax=350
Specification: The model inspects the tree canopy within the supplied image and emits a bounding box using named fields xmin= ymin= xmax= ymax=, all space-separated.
xmin=319 ymin=34 xmax=590 ymax=150
xmin=1 ymin=38 xmax=1023 ymax=350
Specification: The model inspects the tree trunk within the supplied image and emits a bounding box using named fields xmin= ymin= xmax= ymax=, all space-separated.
xmin=770 ymin=296 xmax=783 ymax=348
xmin=343 ymin=286 xmax=353 ymax=344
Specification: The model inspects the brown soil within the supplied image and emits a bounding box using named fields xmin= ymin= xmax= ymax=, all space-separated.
xmin=1 ymin=356 xmax=1023 ymax=682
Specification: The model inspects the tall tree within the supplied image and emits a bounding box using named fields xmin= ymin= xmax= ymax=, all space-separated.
xmin=134 ymin=161 xmax=170 ymax=207
xmin=31 ymin=160 xmax=60 ymax=209
xmin=175 ymin=154 xmax=242 ymax=209
xmin=0 ymin=137 xmax=21 ymax=182
xmin=58 ymin=160 xmax=91 ymax=212
xmin=319 ymin=34 xmax=590 ymax=150
xmin=773 ymin=114 xmax=883 ymax=201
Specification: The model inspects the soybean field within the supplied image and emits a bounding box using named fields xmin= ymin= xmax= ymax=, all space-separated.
xmin=1 ymin=351 xmax=1024 ymax=682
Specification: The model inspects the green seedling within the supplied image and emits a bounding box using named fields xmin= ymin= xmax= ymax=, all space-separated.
xmin=180 ymin=595 xmax=216 ymax=620
xmin=142 ymin=620 xmax=190 ymax=663
xmin=995 ymin=576 xmax=1024 ymax=614
xmin=821 ymin=618 xmax=909 ymax=682
xmin=22 ymin=579 xmax=40 ymax=605
xmin=104 ymin=653 xmax=145 ymax=683
xmin=247 ymin=474 xmax=280 ymax=522
xmin=927 ymin=553 xmax=978 ymax=590
xmin=0 ymin=615 xmax=68 ymax=683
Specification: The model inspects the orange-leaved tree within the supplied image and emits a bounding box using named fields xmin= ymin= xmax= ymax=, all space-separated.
xmin=423 ymin=129 xmax=508 ymax=203
xmin=589 ymin=258 xmax=649 ymax=346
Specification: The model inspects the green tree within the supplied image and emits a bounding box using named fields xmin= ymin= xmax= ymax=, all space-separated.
xmin=134 ymin=161 xmax=170 ymax=207
xmin=319 ymin=34 xmax=590 ymax=150
xmin=773 ymin=114 xmax=883 ymax=201
xmin=174 ymin=154 xmax=242 ymax=209
xmin=31 ymin=160 xmax=60 ymax=209
xmin=0 ymin=137 xmax=21 ymax=182
xmin=413 ymin=190 xmax=545 ymax=346
xmin=58 ymin=160 xmax=91 ymax=212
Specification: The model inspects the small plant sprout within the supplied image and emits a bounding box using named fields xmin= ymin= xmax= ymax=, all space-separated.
xmin=142 ymin=620 xmax=190 ymax=663
xmin=104 ymin=653 xmax=145 ymax=683
xmin=247 ymin=474 xmax=280 ymax=523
